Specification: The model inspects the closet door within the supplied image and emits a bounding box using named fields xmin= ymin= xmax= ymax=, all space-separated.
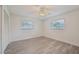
xmin=0 ymin=5 xmax=2 ymax=54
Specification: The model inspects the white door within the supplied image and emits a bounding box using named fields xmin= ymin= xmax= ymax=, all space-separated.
xmin=0 ymin=6 xmax=2 ymax=54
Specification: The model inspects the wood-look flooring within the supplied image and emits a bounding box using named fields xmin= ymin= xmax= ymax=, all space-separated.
xmin=4 ymin=36 xmax=79 ymax=54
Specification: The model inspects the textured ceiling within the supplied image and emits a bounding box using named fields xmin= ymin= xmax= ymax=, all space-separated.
xmin=7 ymin=5 xmax=79 ymax=18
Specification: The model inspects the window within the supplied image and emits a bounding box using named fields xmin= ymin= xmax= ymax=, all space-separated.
xmin=50 ymin=19 xmax=64 ymax=30
xmin=21 ymin=20 xmax=33 ymax=30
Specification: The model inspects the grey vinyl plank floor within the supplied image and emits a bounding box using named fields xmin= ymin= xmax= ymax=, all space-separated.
xmin=4 ymin=36 xmax=79 ymax=54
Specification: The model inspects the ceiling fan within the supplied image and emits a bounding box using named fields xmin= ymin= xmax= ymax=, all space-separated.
xmin=38 ymin=5 xmax=51 ymax=16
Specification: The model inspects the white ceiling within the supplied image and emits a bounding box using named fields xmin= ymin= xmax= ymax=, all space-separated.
xmin=7 ymin=5 xmax=79 ymax=18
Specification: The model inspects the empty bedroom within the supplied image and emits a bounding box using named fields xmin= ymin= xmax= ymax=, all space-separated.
xmin=2 ymin=5 xmax=79 ymax=54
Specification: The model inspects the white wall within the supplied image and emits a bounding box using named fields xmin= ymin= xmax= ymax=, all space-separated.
xmin=0 ymin=6 xmax=2 ymax=54
xmin=44 ymin=9 xmax=79 ymax=47
xmin=10 ymin=14 xmax=43 ymax=42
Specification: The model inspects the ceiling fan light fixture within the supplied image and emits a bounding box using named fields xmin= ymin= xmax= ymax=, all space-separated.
xmin=39 ymin=6 xmax=48 ymax=16
xmin=39 ymin=13 xmax=45 ymax=16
